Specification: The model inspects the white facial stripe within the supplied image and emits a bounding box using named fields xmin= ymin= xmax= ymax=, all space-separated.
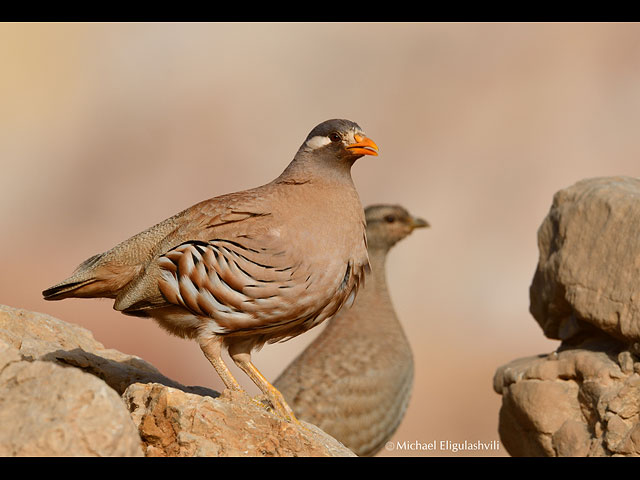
xmin=305 ymin=135 xmax=331 ymax=150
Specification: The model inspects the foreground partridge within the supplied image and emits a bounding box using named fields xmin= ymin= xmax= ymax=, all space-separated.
xmin=274 ymin=204 xmax=428 ymax=453
xmin=42 ymin=119 xmax=378 ymax=423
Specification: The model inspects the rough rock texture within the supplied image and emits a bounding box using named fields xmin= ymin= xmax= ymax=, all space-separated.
xmin=530 ymin=176 xmax=640 ymax=344
xmin=0 ymin=304 xmax=211 ymax=397
xmin=495 ymin=337 xmax=640 ymax=456
xmin=123 ymin=383 xmax=354 ymax=457
xmin=0 ymin=305 xmax=147 ymax=456
xmin=0 ymin=338 xmax=144 ymax=456
xmin=0 ymin=304 xmax=354 ymax=457
xmin=495 ymin=177 xmax=640 ymax=457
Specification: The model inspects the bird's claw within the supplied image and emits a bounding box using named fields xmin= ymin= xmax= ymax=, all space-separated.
xmin=251 ymin=394 xmax=303 ymax=427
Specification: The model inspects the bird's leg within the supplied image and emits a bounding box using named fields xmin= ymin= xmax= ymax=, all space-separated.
xmin=198 ymin=335 xmax=243 ymax=392
xmin=228 ymin=345 xmax=301 ymax=425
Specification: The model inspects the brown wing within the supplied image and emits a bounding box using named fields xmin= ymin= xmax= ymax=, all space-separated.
xmin=156 ymin=235 xmax=365 ymax=339
xmin=157 ymin=238 xmax=308 ymax=333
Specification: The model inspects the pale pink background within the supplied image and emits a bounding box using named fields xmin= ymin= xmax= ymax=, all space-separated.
xmin=3 ymin=22 xmax=640 ymax=456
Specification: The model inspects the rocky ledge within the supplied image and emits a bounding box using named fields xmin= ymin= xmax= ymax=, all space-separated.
xmin=0 ymin=304 xmax=354 ymax=457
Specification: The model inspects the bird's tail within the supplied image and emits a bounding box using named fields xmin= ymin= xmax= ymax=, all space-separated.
xmin=42 ymin=277 xmax=100 ymax=300
xmin=42 ymin=252 xmax=139 ymax=301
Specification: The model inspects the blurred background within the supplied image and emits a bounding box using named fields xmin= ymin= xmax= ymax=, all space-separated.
xmin=2 ymin=22 xmax=640 ymax=457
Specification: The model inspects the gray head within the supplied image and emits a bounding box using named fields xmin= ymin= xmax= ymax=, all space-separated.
xmin=299 ymin=119 xmax=379 ymax=161
xmin=365 ymin=204 xmax=429 ymax=251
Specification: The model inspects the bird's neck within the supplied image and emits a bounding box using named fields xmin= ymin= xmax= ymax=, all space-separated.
xmin=275 ymin=153 xmax=357 ymax=187
xmin=366 ymin=248 xmax=390 ymax=293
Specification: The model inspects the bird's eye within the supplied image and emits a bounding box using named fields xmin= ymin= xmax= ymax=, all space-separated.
xmin=328 ymin=132 xmax=341 ymax=143
xmin=384 ymin=215 xmax=396 ymax=223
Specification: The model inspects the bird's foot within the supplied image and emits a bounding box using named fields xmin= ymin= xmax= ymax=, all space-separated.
xmin=253 ymin=393 xmax=304 ymax=428
xmin=222 ymin=387 xmax=304 ymax=426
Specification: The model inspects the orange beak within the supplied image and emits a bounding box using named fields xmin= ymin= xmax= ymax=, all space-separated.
xmin=347 ymin=133 xmax=379 ymax=156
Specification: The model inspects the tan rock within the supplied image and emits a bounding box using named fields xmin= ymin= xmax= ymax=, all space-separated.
xmin=0 ymin=304 xmax=353 ymax=456
xmin=530 ymin=176 xmax=640 ymax=343
xmin=496 ymin=177 xmax=640 ymax=456
xmin=552 ymin=420 xmax=591 ymax=457
xmin=495 ymin=330 xmax=640 ymax=456
xmin=0 ymin=339 xmax=144 ymax=457
xmin=123 ymin=382 xmax=355 ymax=457
xmin=0 ymin=304 xmax=209 ymax=396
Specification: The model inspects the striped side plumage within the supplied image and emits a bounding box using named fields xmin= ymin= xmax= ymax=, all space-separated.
xmin=155 ymin=238 xmax=364 ymax=345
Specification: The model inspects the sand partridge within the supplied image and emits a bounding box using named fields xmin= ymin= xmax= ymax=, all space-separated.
xmin=42 ymin=119 xmax=378 ymax=424
xmin=274 ymin=204 xmax=428 ymax=453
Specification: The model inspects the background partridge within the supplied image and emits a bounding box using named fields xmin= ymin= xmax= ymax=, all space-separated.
xmin=274 ymin=204 xmax=428 ymax=452
xmin=42 ymin=118 xmax=378 ymax=423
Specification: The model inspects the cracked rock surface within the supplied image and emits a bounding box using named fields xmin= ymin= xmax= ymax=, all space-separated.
xmin=123 ymin=383 xmax=353 ymax=457
xmin=0 ymin=304 xmax=354 ymax=457
xmin=495 ymin=177 xmax=640 ymax=457
xmin=495 ymin=337 xmax=640 ymax=456
xmin=530 ymin=176 xmax=640 ymax=344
